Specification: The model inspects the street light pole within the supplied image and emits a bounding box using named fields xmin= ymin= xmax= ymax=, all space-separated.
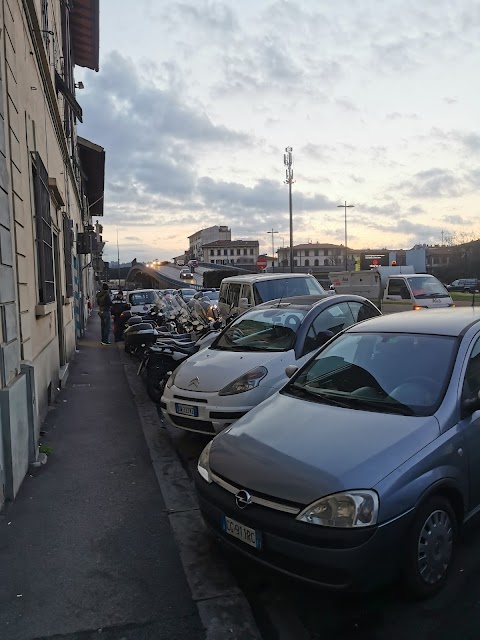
xmin=284 ymin=147 xmax=294 ymax=273
xmin=117 ymin=230 xmax=121 ymax=287
xmin=267 ymin=228 xmax=278 ymax=272
xmin=337 ymin=201 xmax=354 ymax=271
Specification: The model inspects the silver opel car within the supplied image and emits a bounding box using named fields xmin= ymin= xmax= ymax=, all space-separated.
xmin=196 ymin=308 xmax=480 ymax=597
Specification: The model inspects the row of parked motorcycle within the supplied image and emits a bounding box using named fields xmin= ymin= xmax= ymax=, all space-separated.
xmin=120 ymin=292 xmax=225 ymax=404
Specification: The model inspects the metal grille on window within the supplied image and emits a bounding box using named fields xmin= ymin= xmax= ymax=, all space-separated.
xmin=41 ymin=0 xmax=51 ymax=61
xmin=32 ymin=152 xmax=55 ymax=304
xmin=63 ymin=215 xmax=74 ymax=298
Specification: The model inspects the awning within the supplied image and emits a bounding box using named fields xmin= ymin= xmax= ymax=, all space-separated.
xmin=55 ymin=71 xmax=83 ymax=122
xmin=70 ymin=0 xmax=100 ymax=72
xmin=78 ymin=136 xmax=105 ymax=216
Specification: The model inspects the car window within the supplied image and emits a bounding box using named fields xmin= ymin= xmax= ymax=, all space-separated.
xmin=253 ymin=277 xmax=325 ymax=304
xmin=241 ymin=284 xmax=253 ymax=306
xmin=213 ymin=307 xmax=306 ymax=352
xmin=387 ymin=278 xmax=410 ymax=299
xmin=406 ymin=276 xmax=450 ymax=298
xmin=129 ymin=291 xmax=157 ymax=305
xmin=288 ymin=332 xmax=456 ymax=417
xmin=302 ymin=302 xmax=355 ymax=355
xmin=462 ymin=336 xmax=480 ymax=401
xmin=348 ymin=301 xmax=380 ymax=323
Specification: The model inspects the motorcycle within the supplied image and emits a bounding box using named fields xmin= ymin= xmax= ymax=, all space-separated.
xmin=138 ymin=300 xmax=222 ymax=403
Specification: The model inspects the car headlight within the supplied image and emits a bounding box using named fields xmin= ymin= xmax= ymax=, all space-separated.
xmin=296 ymin=490 xmax=379 ymax=528
xmin=197 ymin=441 xmax=213 ymax=483
xmin=165 ymin=368 xmax=178 ymax=389
xmin=218 ymin=366 xmax=268 ymax=396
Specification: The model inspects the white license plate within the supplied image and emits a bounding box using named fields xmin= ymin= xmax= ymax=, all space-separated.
xmin=175 ymin=403 xmax=198 ymax=417
xmin=222 ymin=515 xmax=262 ymax=549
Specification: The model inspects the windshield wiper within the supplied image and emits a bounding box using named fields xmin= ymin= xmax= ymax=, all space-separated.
xmin=346 ymin=396 xmax=415 ymax=416
xmin=289 ymin=384 xmax=351 ymax=408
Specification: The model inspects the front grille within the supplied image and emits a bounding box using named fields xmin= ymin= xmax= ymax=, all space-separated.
xmin=169 ymin=414 xmax=215 ymax=434
xmin=174 ymin=394 xmax=208 ymax=403
xmin=209 ymin=411 xmax=247 ymax=420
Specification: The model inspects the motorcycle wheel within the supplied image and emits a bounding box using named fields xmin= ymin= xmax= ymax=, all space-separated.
xmin=147 ymin=371 xmax=168 ymax=404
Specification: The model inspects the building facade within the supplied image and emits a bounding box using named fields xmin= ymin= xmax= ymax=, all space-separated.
xmin=187 ymin=225 xmax=231 ymax=261
xmin=278 ymin=243 xmax=352 ymax=268
xmin=0 ymin=0 xmax=104 ymax=509
xmin=203 ymin=239 xmax=260 ymax=265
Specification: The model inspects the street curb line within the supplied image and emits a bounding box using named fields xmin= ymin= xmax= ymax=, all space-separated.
xmin=118 ymin=345 xmax=262 ymax=640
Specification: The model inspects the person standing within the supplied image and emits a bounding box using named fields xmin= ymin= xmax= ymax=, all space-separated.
xmin=111 ymin=291 xmax=130 ymax=342
xmin=96 ymin=283 xmax=113 ymax=345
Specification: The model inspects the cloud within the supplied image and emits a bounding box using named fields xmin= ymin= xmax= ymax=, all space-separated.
xmin=443 ymin=215 xmax=466 ymax=225
xmin=397 ymin=168 xmax=462 ymax=198
xmin=124 ymin=236 xmax=142 ymax=242
xmin=386 ymin=112 xmax=419 ymax=120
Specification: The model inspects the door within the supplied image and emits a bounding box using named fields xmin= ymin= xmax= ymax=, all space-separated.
xmin=460 ymin=334 xmax=480 ymax=511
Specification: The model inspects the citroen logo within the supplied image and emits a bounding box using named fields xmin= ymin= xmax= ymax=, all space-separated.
xmin=235 ymin=489 xmax=252 ymax=510
xmin=189 ymin=376 xmax=199 ymax=387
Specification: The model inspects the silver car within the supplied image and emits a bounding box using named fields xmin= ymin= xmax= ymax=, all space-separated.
xmin=196 ymin=308 xmax=480 ymax=597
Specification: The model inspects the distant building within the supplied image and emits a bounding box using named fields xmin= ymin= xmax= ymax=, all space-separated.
xmin=278 ymin=243 xmax=349 ymax=269
xmin=203 ymin=239 xmax=260 ymax=265
xmin=187 ymin=225 xmax=231 ymax=261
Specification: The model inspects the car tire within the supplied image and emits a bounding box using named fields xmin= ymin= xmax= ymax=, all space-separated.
xmin=401 ymin=496 xmax=457 ymax=598
xmin=146 ymin=372 xmax=167 ymax=404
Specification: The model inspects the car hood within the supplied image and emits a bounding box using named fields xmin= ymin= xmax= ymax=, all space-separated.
xmin=174 ymin=348 xmax=293 ymax=392
xmin=209 ymin=393 xmax=440 ymax=505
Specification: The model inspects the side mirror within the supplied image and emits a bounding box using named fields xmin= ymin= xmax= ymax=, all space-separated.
xmin=463 ymin=391 xmax=480 ymax=413
xmin=285 ymin=365 xmax=298 ymax=378
xmin=239 ymin=297 xmax=251 ymax=309
xmin=316 ymin=330 xmax=334 ymax=346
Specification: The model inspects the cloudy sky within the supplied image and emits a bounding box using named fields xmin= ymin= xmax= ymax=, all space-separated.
xmin=76 ymin=0 xmax=480 ymax=264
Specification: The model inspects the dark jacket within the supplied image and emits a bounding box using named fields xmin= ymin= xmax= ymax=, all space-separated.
xmin=111 ymin=298 xmax=130 ymax=317
xmin=96 ymin=289 xmax=112 ymax=311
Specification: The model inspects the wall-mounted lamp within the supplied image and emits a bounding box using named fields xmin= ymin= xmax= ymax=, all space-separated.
xmin=74 ymin=81 xmax=84 ymax=90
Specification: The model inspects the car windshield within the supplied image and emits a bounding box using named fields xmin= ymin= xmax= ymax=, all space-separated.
xmin=254 ymin=277 xmax=325 ymax=304
xmin=201 ymin=291 xmax=219 ymax=302
xmin=407 ymin=277 xmax=450 ymax=299
xmin=181 ymin=289 xmax=195 ymax=297
xmin=213 ymin=307 xmax=307 ymax=352
xmin=285 ymin=332 xmax=457 ymax=417
xmin=130 ymin=291 xmax=158 ymax=305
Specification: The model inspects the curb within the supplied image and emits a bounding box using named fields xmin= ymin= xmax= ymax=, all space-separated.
xmin=118 ymin=345 xmax=262 ymax=640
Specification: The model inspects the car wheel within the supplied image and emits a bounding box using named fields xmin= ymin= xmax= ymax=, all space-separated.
xmin=401 ymin=496 xmax=457 ymax=598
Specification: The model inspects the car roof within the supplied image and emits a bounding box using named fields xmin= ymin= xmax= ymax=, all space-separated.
xmin=347 ymin=308 xmax=480 ymax=337
xmin=221 ymin=273 xmax=317 ymax=284
xmin=255 ymin=294 xmax=374 ymax=311
xmin=128 ymin=289 xmax=157 ymax=294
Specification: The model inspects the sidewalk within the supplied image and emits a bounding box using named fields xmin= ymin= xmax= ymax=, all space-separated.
xmin=0 ymin=315 xmax=205 ymax=640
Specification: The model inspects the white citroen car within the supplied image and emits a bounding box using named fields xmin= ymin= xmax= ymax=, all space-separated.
xmin=161 ymin=294 xmax=381 ymax=435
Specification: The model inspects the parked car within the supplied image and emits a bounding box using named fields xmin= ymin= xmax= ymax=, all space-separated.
xmin=196 ymin=307 xmax=480 ymax=597
xmin=161 ymin=294 xmax=380 ymax=435
xmin=193 ymin=289 xmax=219 ymax=305
xmin=176 ymin=288 xmax=196 ymax=302
xmin=446 ymin=278 xmax=479 ymax=292
xmin=180 ymin=268 xmax=194 ymax=279
xmin=188 ymin=260 xmax=199 ymax=268
xmin=126 ymin=289 xmax=160 ymax=316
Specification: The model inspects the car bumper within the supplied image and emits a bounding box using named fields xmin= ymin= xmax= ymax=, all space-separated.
xmin=195 ymin=476 xmax=414 ymax=591
xmin=161 ymin=386 xmax=273 ymax=435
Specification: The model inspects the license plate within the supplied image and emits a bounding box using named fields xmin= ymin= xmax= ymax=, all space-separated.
xmin=175 ymin=403 xmax=198 ymax=417
xmin=222 ymin=515 xmax=262 ymax=549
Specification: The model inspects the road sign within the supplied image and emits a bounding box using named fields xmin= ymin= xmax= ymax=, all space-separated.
xmin=257 ymin=256 xmax=268 ymax=269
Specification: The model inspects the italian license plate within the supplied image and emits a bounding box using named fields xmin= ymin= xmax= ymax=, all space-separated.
xmin=175 ymin=403 xmax=198 ymax=417
xmin=222 ymin=515 xmax=262 ymax=549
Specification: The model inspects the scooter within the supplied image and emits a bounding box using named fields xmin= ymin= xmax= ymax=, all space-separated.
xmin=139 ymin=301 xmax=222 ymax=403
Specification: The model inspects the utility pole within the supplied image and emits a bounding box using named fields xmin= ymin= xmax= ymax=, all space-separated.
xmin=284 ymin=147 xmax=294 ymax=272
xmin=117 ymin=230 xmax=121 ymax=288
xmin=267 ymin=228 xmax=278 ymax=272
xmin=337 ymin=201 xmax=354 ymax=271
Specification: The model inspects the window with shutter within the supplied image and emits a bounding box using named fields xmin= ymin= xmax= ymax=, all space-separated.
xmin=32 ymin=152 xmax=55 ymax=304
xmin=63 ymin=215 xmax=74 ymax=298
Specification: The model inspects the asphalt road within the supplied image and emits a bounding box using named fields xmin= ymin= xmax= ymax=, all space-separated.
xmin=157 ymin=411 xmax=480 ymax=640
xmin=154 ymin=264 xmax=207 ymax=287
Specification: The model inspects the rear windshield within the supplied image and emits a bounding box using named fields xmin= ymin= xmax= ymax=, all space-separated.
xmin=254 ymin=277 xmax=325 ymax=304
xmin=130 ymin=291 xmax=157 ymax=305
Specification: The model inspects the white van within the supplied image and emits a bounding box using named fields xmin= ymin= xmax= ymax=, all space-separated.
xmin=218 ymin=273 xmax=326 ymax=319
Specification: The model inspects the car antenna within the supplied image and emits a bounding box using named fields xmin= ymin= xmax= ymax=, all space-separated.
xmin=276 ymin=281 xmax=289 ymax=308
